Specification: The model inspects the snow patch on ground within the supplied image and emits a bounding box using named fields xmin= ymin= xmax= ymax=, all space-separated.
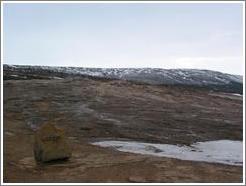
xmin=10 ymin=74 xmax=19 ymax=77
xmin=53 ymin=76 xmax=64 ymax=80
xmin=92 ymin=140 xmax=243 ymax=166
xmin=231 ymin=93 xmax=243 ymax=97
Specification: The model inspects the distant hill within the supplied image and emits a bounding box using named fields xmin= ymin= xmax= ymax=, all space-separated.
xmin=3 ymin=64 xmax=243 ymax=94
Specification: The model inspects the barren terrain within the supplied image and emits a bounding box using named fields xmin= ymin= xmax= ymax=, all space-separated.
xmin=3 ymin=76 xmax=243 ymax=183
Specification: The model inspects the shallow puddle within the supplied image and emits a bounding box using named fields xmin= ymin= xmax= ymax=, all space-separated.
xmin=92 ymin=140 xmax=243 ymax=166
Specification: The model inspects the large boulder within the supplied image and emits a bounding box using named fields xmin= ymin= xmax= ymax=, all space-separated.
xmin=34 ymin=123 xmax=72 ymax=163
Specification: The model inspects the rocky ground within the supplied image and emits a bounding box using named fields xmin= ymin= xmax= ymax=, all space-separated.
xmin=3 ymin=77 xmax=243 ymax=183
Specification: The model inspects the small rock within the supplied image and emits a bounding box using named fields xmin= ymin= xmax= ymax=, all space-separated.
xmin=5 ymin=131 xmax=15 ymax=136
xmin=33 ymin=123 xmax=72 ymax=163
xmin=128 ymin=176 xmax=146 ymax=182
xmin=144 ymin=145 xmax=162 ymax=153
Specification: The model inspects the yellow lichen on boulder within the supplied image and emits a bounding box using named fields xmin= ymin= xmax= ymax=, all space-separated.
xmin=34 ymin=123 xmax=72 ymax=163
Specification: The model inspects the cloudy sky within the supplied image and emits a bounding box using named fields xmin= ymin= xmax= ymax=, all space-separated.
xmin=3 ymin=2 xmax=244 ymax=75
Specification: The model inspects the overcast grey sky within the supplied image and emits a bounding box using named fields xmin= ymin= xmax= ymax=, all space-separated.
xmin=3 ymin=2 xmax=244 ymax=75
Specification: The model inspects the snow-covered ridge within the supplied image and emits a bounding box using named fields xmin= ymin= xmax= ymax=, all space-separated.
xmin=3 ymin=64 xmax=243 ymax=89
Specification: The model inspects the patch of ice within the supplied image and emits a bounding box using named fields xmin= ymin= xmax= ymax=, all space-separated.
xmin=92 ymin=140 xmax=243 ymax=166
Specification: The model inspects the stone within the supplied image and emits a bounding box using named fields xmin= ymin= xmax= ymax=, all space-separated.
xmin=144 ymin=145 xmax=162 ymax=153
xmin=33 ymin=123 xmax=72 ymax=163
xmin=128 ymin=176 xmax=147 ymax=183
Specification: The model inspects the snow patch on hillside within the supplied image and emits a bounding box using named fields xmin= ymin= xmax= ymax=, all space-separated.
xmin=3 ymin=65 xmax=243 ymax=87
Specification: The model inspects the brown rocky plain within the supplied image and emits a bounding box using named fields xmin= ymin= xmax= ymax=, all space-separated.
xmin=3 ymin=77 xmax=243 ymax=183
